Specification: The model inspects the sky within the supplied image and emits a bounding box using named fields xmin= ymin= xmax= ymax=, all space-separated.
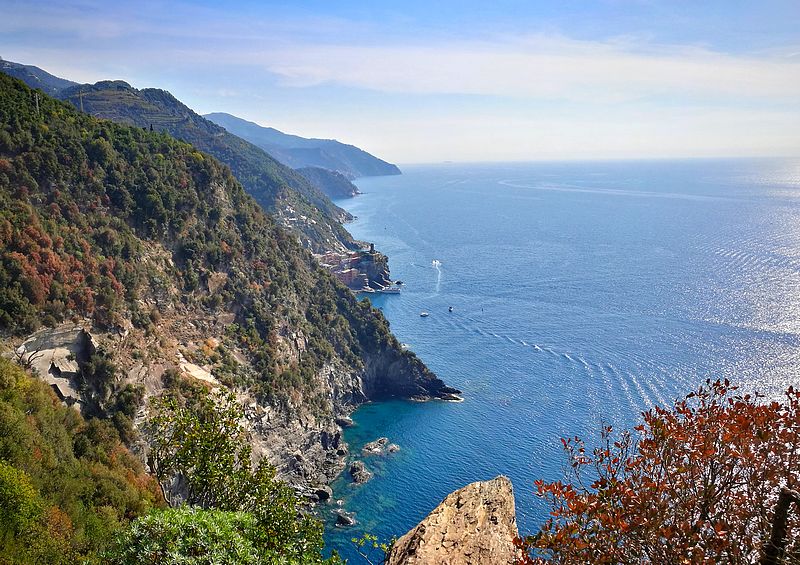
xmin=1 ymin=0 xmax=799 ymax=163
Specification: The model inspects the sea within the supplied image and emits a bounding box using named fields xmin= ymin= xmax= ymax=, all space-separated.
xmin=322 ymin=158 xmax=800 ymax=561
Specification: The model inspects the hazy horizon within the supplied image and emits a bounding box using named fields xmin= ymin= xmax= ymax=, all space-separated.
xmin=2 ymin=0 xmax=799 ymax=163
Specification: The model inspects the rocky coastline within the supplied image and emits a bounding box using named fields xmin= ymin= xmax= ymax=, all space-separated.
xmin=9 ymin=313 xmax=460 ymax=506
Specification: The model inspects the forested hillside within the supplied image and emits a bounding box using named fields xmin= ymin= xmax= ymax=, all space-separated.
xmin=57 ymin=80 xmax=356 ymax=253
xmin=0 ymin=74 xmax=456 ymax=487
xmin=0 ymin=357 xmax=162 ymax=563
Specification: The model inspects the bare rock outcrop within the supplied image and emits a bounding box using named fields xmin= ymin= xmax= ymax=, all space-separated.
xmin=386 ymin=476 xmax=519 ymax=565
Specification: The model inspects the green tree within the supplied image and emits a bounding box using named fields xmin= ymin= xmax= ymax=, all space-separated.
xmin=0 ymin=460 xmax=41 ymax=538
xmin=106 ymin=507 xmax=264 ymax=565
xmin=144 ymin=389 xmax=339 ymax=564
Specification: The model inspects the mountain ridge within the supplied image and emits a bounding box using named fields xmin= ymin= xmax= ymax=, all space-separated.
xmin=205 ymin=112 xmax=402 ymax=179
xmin=56 ymin=79 xmax=356 ymax=254
xmin=0 ymin=58 xmax=78 ymax=96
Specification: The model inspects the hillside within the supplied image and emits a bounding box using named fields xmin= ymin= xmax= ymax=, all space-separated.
xmin=0 ymin=357 xmax=162 ymax=563
xmin=297 ymin=166 xmax=360 ymax=199
xmin=0 ymin=74 xmax=458 ymax=491
xmin=205 ymin=112 xmax=402 ymax=178
xmin=0 ymin=58 xmax=77 ymax=96
xmin=55 ymin=80 xmax=355 ymax=253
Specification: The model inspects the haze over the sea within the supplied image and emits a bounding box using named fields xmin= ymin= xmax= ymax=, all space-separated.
xmin=1 ymin=0 xmax=798 ymax=163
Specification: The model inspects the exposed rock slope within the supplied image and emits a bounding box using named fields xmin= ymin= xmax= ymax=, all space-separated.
xmin=387 ymin=476 xmax=519 ymax=565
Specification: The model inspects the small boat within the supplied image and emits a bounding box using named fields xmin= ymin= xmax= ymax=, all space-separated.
xmin=375 ymin=286 xmax=401 ymax=294
xmin=420 ymin=311 xmax=429 ymax=317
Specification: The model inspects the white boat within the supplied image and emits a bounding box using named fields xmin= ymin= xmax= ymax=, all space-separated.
xmin=376 ymin=286 xmax=401 ymax=294
xmin=420 ymin=311 xmax=429 ymax=317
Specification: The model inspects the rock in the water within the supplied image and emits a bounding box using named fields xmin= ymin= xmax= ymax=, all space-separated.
xmin=363 ymin=437 xmax=390 ymax=455
xmin=315 ymin=485 xmax=333 ymax=502
xmin=336 ymin=416 xmax=354 ymax=427
xmin=386 ymin=476 xmax=519 ymax=565
xmin=349 ymin=460 xmax=373 ymax=484
xmin=334 ymin=509 xmax=357 ymax=527
xmin=387 ymin=443 xmax=400 ymax=453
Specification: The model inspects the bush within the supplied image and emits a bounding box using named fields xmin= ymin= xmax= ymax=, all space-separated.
xmin=106 ymin=507 xmax=263 ymax=565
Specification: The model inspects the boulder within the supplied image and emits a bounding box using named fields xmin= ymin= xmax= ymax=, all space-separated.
xmin=362 ymin=437 xmax=390 ymax=455
xmin=335 ymin=416 xmax=354 ymax=427
xmin=386 ymin=476 xmax=519 ymax=565
xmin=334 ymin=509 xmax=356 ymax=527
xmin=349 ymin=460 xmax=373 ymax=484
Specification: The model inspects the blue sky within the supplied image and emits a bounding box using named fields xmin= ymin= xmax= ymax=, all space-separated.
xmin=1 ymin=0 xmax=799 ymax=162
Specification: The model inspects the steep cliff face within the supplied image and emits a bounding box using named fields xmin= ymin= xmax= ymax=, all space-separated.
xmin=387 ymin=476 xmax=519 ymax=565
xmin=361 ymin=345 xmax=461 ymax=401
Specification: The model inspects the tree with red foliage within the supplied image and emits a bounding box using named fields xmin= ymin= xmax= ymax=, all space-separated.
xmin=517 ymin=380 xmax=800 ymax=564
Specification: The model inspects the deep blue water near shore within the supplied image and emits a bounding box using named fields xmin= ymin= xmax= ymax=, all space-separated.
xmin=323 ymin=158 xmax=800 ymax=561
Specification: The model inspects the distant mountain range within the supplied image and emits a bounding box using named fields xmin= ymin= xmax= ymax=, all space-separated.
xmin=205 ymin=112 xmax=402 ymax=179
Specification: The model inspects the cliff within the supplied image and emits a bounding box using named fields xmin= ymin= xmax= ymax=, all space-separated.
xmin=387 ymin=476 xmax=519 ymax=565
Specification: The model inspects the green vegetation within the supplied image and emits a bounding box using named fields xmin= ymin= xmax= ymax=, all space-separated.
xmin=0 ymin=356 xmax=337 ymax=564
xmin=57 ymin=80 xmax=356 ymax=253
xmin=107 ymin=508 xmax=272 ymax=565
xmin=0 ymin=357 xmax=162 ymax=563
xmin=105 ymin=387 xmax=338 ymax=564
xmin=297 ymin=166 xmax=360 ymax=199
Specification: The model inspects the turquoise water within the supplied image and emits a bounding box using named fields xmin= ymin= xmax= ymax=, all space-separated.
xmin=323 ymin=159 xmax=800 ymax=561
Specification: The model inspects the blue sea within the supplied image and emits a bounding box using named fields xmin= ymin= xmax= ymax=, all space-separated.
xmin=323 ymin=158 xmax=800 ymax=561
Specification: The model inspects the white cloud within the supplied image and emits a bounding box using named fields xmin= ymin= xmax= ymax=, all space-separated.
xmin=253 ymin=35 xmax=800 ymax=103
xmin=1 ymin=2 xmax=798 ymax=161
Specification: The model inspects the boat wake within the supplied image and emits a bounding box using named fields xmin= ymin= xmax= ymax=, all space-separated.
xmin=432 ymin=259 xmax=442 ymax=293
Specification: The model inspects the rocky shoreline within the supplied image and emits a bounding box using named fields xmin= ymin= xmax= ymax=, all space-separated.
xmin=9 ymin=311 xmax=460 ymax=510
